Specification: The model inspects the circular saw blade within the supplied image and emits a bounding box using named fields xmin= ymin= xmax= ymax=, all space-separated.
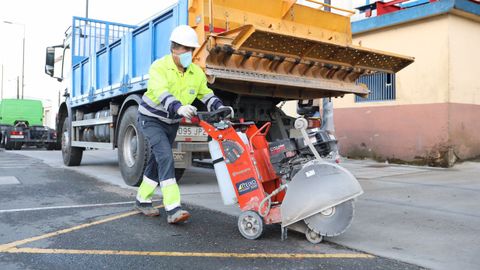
xmin=304 ymin=200 xmax=355 ymax=237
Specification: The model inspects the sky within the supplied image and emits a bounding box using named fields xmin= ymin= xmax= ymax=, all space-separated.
xmin=0 ymin=0 xmax=177 ymax=126
xmin=0 ymin=0 xmax=365 ymax=127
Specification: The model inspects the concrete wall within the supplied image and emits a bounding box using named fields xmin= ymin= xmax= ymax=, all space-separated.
xmin=336 ymin=14 xmax=451 ymax=108
xmin=447 ymin=14 xmax=480 ymax=159
xmin=333 ymin=15 xmax=452 ymax=163
xmin=277 ymin=11 xmax=480 ymax=164
xmin=449 ymin=15 xmax=480 ymax=105
xmin=332 ymin=13 xmax=480 ymax=164
xmin=334 ymin=103 xmax=450 ymax=160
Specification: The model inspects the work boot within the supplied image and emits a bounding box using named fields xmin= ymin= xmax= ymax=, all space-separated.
xmin=134 ymin=200 xmax=160 ymax=217
xmin=167 ymin=209 xmax=190 ymax=224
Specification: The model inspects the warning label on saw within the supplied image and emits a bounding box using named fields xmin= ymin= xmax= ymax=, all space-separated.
xmin=236 ymin=178 xmax=259 ymax=195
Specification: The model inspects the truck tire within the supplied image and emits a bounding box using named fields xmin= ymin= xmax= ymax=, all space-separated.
xmin=13 ymin=142 xmax=22 ymax=150
xmin=62 ymin=117 xmax=83 ymax=166
xmin=5 ymin=136 xmax=14 ymax=150
xmin=175 ymin=168 xmax=186 ymax=182
xmin=118 ymin=106 xmax=148 ymax=186
xmin=46 ymin=142 xmax=56 ymax=150
xmin=55 ymin=141 xmax=62 ymax=150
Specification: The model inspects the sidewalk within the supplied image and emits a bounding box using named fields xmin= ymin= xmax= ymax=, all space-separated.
xmin=337 ymin=160 xmax=480 ymax=270
xmin=12 ymin=150 xmax=480 ymax=270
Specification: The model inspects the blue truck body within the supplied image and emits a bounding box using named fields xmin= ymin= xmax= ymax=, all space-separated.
xmin=69 ymin=0 xmax=188 ymax=107
xmin=48 ymin=0 xmax=407 ymax=185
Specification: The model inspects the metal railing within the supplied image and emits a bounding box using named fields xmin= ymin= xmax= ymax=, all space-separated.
xmin=355 ymin=72 xmax=396 ymax=102
xmin=305 ymin=0 xmax=356 ymax=16
xmin=72 ymin=17 xmax=136 ymax=63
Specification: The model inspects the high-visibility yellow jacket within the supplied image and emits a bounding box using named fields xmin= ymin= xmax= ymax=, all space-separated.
xmin=139 ymin=55 xmax=223 ymax=123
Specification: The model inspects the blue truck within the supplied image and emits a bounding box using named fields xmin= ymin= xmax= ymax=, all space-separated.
xmin=45 ymin=0 xmax=412 ymax=186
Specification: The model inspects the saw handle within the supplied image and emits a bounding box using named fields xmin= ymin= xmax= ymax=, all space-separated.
xmin=197 ymin=106 xmax=234 ymax=123
xmin=248 ymin=122 xmax=271 ymax=152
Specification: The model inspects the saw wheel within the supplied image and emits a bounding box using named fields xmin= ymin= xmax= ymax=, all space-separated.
xmin=305 ymin=228 xmax=323 ymax=244
xmin=304 ymin=200 xmax=355 ymax=237
xmin=238 ymin=211 xmax=264 ymax=240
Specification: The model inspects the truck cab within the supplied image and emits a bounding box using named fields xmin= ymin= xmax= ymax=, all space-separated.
xmin=0 ymin=99 xmax=57 ymax=150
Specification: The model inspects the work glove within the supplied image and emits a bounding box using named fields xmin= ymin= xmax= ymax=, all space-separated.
xmin=177 ymin=105 xmax=197 ymax=119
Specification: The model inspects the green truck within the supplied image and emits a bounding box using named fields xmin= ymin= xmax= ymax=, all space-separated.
xmin=0 ymin=99 xmax=57 ymax=150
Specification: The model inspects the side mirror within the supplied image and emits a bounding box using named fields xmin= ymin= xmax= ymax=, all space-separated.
xmin=45 ymin=47 xmax=55 ymax=76
xmin=45 ymin=45 xmax=64 ymax=81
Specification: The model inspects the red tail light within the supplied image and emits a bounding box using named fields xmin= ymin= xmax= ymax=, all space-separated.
xmin=190 ymin=116 xmax=200 ymax=124
xmin=307 ymin=118 xmax=321 ymax=128
xmin=180 ymin=116 xmax=200 ymax=125
xmin=10 ymin=131 xmax=23 ymax=135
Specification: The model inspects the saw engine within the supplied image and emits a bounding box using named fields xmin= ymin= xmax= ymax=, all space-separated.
xmin=269 ymin=129 xmax=338 ymax=182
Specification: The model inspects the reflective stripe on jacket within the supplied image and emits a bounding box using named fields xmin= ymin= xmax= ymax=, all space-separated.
xmin=139 ymin=55 xmax=223 ymax=123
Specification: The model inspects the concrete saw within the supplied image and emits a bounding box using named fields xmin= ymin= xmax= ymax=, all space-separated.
xmin=200 ymin=109 xmax=364 ymax=243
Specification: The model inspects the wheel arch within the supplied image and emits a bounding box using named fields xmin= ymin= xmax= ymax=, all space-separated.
xmin=115 ymin=94 xmax=142 ymax=148
xmin=56 ymin=101 xmax=70 ymax=139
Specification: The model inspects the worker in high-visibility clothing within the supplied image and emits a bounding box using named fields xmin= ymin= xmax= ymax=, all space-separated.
xmin=135 ymin=25 xmax=224 ymax=224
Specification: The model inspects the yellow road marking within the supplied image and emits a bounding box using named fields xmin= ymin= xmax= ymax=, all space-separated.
xmin=0 ymin=206 xmax=162 ymax=252
xmin=0 ymin=205 xmax=374 ymax=260
xmin=5 ymin=247 xmax=374 ymax=259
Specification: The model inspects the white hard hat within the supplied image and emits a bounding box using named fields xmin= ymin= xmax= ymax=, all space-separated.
xmin=170 ymin=25 xmax=200 ymax=48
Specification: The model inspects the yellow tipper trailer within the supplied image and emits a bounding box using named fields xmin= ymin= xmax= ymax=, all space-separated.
xmin=189 ymin=0 xmax=414 ymax=99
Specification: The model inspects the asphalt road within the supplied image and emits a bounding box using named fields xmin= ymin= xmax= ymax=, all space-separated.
xmin=0 ymin=150 xmax=423 ymax=270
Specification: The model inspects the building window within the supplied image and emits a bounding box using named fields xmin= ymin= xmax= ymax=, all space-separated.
xmin=355 ymin=72 xmax=396 ymax=102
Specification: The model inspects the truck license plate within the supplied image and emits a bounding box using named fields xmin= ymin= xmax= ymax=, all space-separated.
xmin=10 ymin=135 xmax=24 ymax=139
xmin=173 ymin=152 xmax=185 ymax=161
xmin=176 ymin=126 xmax=207 ymax=141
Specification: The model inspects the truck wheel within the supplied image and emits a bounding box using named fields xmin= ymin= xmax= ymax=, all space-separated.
xmin=46 ymin=142 xmax=56 ymax=150
xmin=118 ymin=106 xmax=148 ymax=187
xmin=62 ymin=117 xmax=83 ymax=166
xmin=55 ymin=141 xmax=61 ymax=150
xmin=175 ymin=168 xmax=186 ymax=182
xmin=5 ymin=136 xmax=14 ymax=150
xmin=13 ymin=143 xmax=22 ymax=150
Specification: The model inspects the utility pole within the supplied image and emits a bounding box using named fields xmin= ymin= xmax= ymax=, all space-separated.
xmin=3 ymin=21 xmax=25 ymax=99
xmin=1 ymin=64 xmax=3 ymax=100
xmin=86 ymin=0 xmax=89 ymax=18
xmin=21 ymin=30 xmax=25 ymax=99
xmin=16 ymin=76 xmax=19 ymax=99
